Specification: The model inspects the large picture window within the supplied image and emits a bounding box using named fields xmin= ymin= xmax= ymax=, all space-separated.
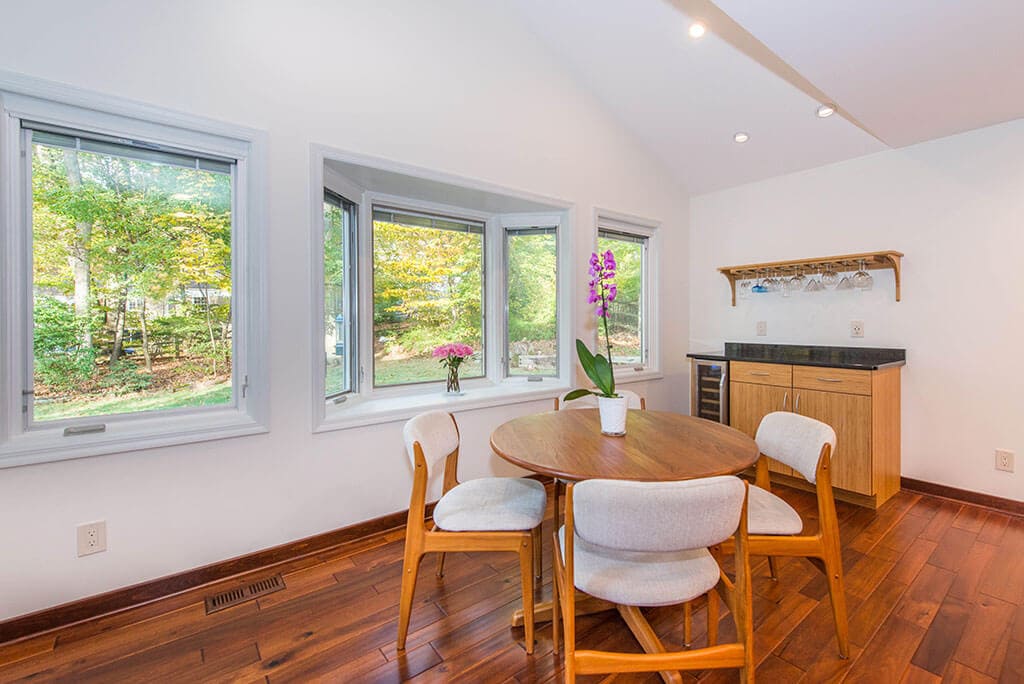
xmin=371 ymin=207 xmax=485 ymax=387
xmin=1 ymin=77 xmax=268 ymax=466
xmin=598 ymin=227 xmax=649 ymax=368
xmin=28 ymin=124 xmax=235 ymax=422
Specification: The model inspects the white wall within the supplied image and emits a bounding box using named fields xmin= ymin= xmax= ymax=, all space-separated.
xmin=690 ymin=118 xmax=1024 ymax=502
xmin=0 ymin=0 xmax=689 ymax=619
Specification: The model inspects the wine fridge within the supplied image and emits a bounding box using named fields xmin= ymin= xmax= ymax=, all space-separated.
xmin=690 ymin=359 xmax=728 ymax=424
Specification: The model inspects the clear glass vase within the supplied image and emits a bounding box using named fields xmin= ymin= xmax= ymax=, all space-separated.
xmin=445 ymin=366 xmax=461 ymax=394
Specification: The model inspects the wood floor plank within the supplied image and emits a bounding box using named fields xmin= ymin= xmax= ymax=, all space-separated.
xmin=2 ymin=484 xmax=1021 ymax=684
xmin=843 ymin=614 xmax=927 ymax=683
xmin=909 ymin=593 xmax=970 ymax=675
xmin=953 ymin=594 xmax=1016 ymax=677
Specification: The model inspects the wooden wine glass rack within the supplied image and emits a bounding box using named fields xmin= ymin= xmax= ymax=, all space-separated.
xmin=718 ymin=250 xmax=903 ymax=306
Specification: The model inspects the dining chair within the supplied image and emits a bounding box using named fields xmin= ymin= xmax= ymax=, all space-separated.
xmin=552 ymin=476 xmax=753 ymax=683
xmin=723 ymin=410 xmax=849 ymax=658
xmin=553 ymin=388 xmax=646 ymax=410
xmin=397 ymin=410 xmax=547 ymax=653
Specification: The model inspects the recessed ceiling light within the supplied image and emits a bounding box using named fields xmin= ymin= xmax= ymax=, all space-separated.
xmin=733 ymin=131 xmax=750 ymax=143
xmin=816 ymin=103 xmax=836 ymax=118
xmin=689 ymin=22 xmax=706 ymax=39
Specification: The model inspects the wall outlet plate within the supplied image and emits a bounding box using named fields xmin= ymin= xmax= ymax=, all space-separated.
xmin=996 ymin=449 xmax=1015 ymax=473
xmin=851 ymin=320 xmax=865 ymax=338
xmin=77 ymin=520 xmax=107 ymax=557
xmin=756 ymin=321 xmax=767 ymax=336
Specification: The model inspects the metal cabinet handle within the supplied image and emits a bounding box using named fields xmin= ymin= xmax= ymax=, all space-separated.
xmin=816 ymin=377 xmax=843 ymax=383
xmin=750 ymin=371 xmax=770 ymax=376
xmin=782 ymin=392 xmax=788 ymax=410
xmin=795 ymin=394 xmax=801 ymax=413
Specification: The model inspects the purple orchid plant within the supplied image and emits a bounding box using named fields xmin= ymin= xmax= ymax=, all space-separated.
xmin=564 ymin=250 xmax=620 ymax=401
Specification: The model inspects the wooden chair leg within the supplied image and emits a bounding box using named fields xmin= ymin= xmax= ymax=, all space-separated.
xmin=707 ymin=590 xmax=719 ymax=647
xmin=397 ymin=549 xmax=423 ymax=651
xmin=519 ymin=537 xmax=536 ymax=655
xmin=532 ymin=525 xmax=542 ymax=581
xmin=767 ymin=555 xmax=778 ymax=580
xmin=551 ymin=534 xmax=561 ymax=655
xmin=683 ymin=601 xmax=692 ymax=647
xmin=435 ymin=552 xmax=446 ymax=578
xmin=823 ymin=550 xmax=850 ymax=658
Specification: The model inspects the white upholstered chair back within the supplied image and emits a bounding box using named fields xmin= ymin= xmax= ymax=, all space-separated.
xmin=557 ymin=389 xmax=644 ymax=410
xmin=403 ymin=410 xmax=459 ymax=478
xmin=755 ymin=411 xmax=836 ymax=484
xmin=572 ymin=476 xmax=746 ymax=553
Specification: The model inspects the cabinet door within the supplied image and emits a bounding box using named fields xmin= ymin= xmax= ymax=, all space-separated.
xmin=795 ymin=388 xmax=873 ymax=494
xmin=730 ymin=381 xmax=793 ymax=475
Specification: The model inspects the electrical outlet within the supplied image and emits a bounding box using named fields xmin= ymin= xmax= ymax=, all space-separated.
xmin=77 ymin=521 xmax=107 ymax=557
xmin=850 ymin=320 xmax=865 ymax=338
xmin=996 ymin=449 xmax=1015 ymax=473
xmin=756 ymin=321 xmax=767 ymax=336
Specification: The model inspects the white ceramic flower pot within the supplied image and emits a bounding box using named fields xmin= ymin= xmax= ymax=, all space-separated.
xmin=598 ymin=396 xmax=628 ymax=436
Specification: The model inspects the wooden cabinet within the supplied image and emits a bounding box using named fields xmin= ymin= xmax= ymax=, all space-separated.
xmin=730 ymin=363 xmax=901 ymax=508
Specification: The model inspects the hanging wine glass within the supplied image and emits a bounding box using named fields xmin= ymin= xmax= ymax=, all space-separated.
xmin=751 ymin=269 xmax=768 ymax=294
xmin=804 ymin=264 xmax=823 ymax=292
xmin=789 ymin=268 xmax=806 ymax=293
xmin=738 ymin=278 xmax=752 ymax=299
xmin=852 ymin=259 xmax=874 ymax=290
xmin=821 ymin=263 xmax=839 ymax=288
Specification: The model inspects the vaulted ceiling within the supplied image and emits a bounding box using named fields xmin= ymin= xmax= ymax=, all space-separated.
xmin=507 ymin=0 xmax=1024 ymax=194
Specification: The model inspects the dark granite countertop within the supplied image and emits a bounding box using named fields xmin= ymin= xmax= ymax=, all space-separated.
xmin=687 ymin=343 xmax=905 ymax=370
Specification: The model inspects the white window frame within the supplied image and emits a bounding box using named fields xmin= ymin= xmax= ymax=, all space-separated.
xmin=310 ymin=146 xmax=574 ymax=432
xmin=500 ymin=215 xmax=563 ymax=380
xmin=322 ymin=187 xmax=359 ymax=401
xmin=595 ymin=210 xmax=661 ymax=383
xmin=0 ymin=72 xmax=269 ymax=468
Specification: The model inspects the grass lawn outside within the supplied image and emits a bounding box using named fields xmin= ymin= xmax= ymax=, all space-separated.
xmin=34 ymin=380 xmax=233 ymax=422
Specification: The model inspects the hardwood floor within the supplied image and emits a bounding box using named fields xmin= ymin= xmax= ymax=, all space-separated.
xmin=1 ymin=486 xmax=1021 ymax=683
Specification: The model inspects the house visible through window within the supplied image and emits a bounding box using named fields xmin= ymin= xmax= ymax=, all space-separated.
xmin=371 ymin=206 xmax=485 ymax=387
xmin=28 ymin=124 xmax=235 ymax=422
xmin=597 ymin=227 xmax=648 ymax=368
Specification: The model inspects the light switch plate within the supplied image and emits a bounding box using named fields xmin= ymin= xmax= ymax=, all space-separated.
xmin=756 ymin=321 xmax=767 ymax=336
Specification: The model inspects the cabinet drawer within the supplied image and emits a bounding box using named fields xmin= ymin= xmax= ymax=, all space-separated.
xmin=730 ymin=361 xmax=792 ymax=387
xmin=792 ymin=366 xmax=872 ymax=396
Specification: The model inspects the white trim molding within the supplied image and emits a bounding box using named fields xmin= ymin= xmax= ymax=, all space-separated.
xmin=0 ymin=71 xmax=270 ymax=467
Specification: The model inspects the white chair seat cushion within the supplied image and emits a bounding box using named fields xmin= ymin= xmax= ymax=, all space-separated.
xmin=557 ymin=527 xmax=720 ymax=607
xmin=747 ymin=486 xmax=804 ymax=535
xmin=433 ymin=477 xmax=546 ymax=532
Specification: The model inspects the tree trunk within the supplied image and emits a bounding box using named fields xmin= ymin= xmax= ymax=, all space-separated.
xmin=62 ymin=150 xmax=93 ymax=347
xmin=202 ymin=284 xmax=217 ymax=375
xmin=111 ymin=290 xmax=128 ymax=364
xmin=139 ymin=299 xmax=152 ymax=372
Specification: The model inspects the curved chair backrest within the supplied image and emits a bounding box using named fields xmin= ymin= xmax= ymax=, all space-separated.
xmin=572 ymin=476 xmax=746 ymax=553
xmin=556 ymin=389 xmax=644 ymax=410
xmin=755 ymin=411 xmax=836 ymax=484
xmin=403 ymin=410 xmax=459 ymax=479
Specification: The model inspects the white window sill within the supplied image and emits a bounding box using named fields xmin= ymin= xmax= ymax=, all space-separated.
xmin=0 ymin=408 xmax=268 ymax=468
xmin=316 ymin=380 xmax=572 ymax=432
xmin=316 ymin=370 xmax=665 ymax=433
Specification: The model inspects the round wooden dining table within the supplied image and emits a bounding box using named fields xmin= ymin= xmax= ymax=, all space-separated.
xmin=490 ymin=408 xmax=759 ymax=482
xmin=490 ymin=408 xmax=759 ymax=681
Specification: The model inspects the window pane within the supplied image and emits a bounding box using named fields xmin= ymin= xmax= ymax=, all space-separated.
xmin=372 ymin=209 xmax=484 ymax=386
xmin=506 ymin=228 xmax=557 ymax=376
xmin=30 ymin=132 xmax=233 ymax=422
xmin=324 ymin=193 xmax=354 ymax=398
xmin=597 ymin=231 xmax=645 ymax=366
